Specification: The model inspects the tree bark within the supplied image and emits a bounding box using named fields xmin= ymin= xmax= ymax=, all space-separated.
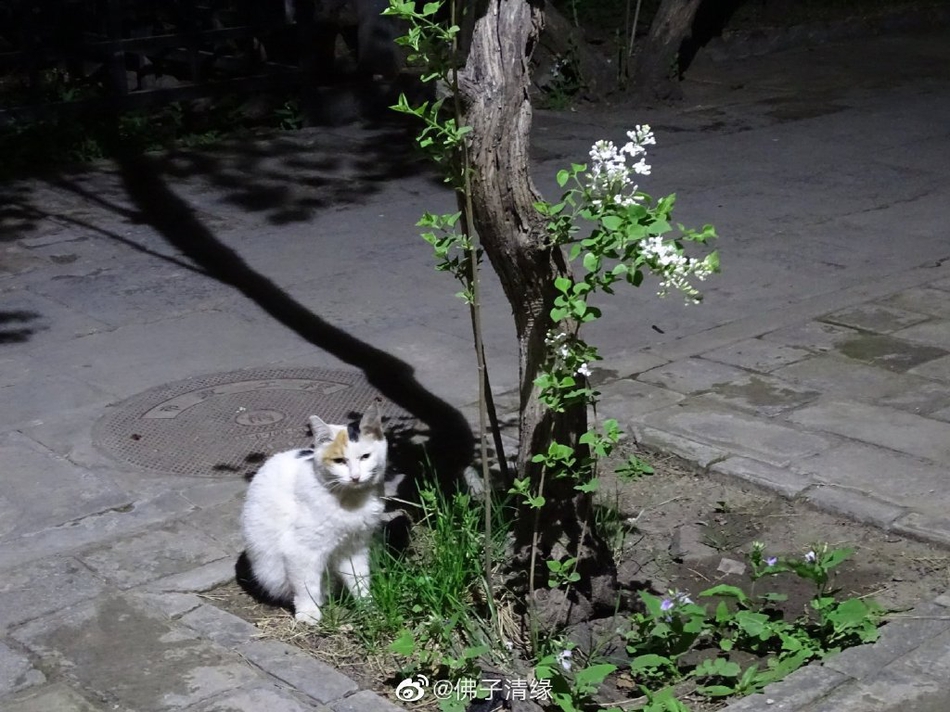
xmin=632 ymin=0 xmax=703 ymax=102
xmin=458 ymin=0 xmax=615 ymax=624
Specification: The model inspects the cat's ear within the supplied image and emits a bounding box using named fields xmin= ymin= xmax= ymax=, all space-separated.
xmin=309 ymin=415 xmax=333 ymax=445
xmin=359 ymin=401 xmax=384 ymax=440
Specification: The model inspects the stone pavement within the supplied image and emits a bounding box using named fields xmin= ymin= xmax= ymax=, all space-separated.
xmin=2 ymin=23 xmax=950 ymax=712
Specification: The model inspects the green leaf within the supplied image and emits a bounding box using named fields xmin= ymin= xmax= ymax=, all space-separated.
xmin=554 ymin=276 xmax=573 ymax=293
xmin=696 ymin=685 xmax=736 ymax=698
xmin=582 ymin=252 xmax=600 ymax=272
xmin=734 ymin=610 xmax=771 ymax=639
xmin=821 ymin=547 xmax=854 ymax=570
xmin=630 ymin=654 xmax=673 ymax=672
xmin=700 ymin=584 xmax=749 ymax=604
xmin=575 ymin=663 xmax=617 ymax=688
xmin=556 ymin=169 xmax=570 ymax=187
xmin=389 ymin=630 xmax=416 ymax=656
xmin=601 ymin=215 xmax=623 ymax=231
xmin=694 ymin=657 xmax=741 ymax=678
xmin=826 ymin=598 xmax=872 ymax=628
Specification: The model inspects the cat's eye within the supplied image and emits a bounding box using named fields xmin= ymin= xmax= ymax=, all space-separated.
xmin=332 ymin=458 xmax=347 ymax=465
xmin=360 ymin=453 xmax=371 ymax=460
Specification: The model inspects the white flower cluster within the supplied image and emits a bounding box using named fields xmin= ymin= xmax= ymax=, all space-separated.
xmin=544 ymin=330 xmax=592 ymax=378
xmin=544 ymin=330 xmax=571 ymax=359
xmin=639 ymin=236 xmax=715 ymax=303
xmin=586 ymin=125 xmax=656 ymax=207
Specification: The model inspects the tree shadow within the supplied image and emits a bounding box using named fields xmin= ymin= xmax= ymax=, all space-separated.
xmin=0 ymin=310 xmax=41 ymax=344
xmin=98 ymin=147 xmax=473 ymax=492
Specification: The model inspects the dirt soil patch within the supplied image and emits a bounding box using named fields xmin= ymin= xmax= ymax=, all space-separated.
xmin=207 ymin=445 xmax=950 ymax=710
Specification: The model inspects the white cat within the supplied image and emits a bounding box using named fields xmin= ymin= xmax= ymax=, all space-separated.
xmin=241 ymin=403 xmax=388 ymax=623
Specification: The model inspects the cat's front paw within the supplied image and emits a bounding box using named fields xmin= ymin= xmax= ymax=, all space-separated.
xmin=294 ymin=607 xmax=322 ymax=624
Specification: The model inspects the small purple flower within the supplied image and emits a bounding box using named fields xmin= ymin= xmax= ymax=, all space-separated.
xmin=660 ymin=598 xmax=674 ymax=612
xmin=804 ymin=550 xmax=817 ymax=563
xmin=765 ymin=556 xmax=778 ymax=567
xmin=675 ymin=592 xmax=693 ymax=605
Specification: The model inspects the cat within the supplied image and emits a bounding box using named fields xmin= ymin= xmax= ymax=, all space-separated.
xmin=240 ymin=403 xmax=388 ymax=623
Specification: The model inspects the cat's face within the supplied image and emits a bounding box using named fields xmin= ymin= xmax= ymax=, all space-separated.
xmin=308 ymin=404 xmax=387 ymax=489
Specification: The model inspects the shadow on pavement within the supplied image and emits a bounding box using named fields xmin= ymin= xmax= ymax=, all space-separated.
xmin=0 ymin=309 xmax=41 ymax=344
xmin=105 ymin=148 xmax=474 ymax=492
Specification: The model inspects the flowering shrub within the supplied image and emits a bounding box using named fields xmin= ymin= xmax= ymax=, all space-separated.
xmin=521 ymin=129 xmax=719 ymax=510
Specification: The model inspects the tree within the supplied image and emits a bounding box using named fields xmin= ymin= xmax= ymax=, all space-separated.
xmin=632 ymin=0 xmax=705 ymax=101
xmin=457 ymin=0 xmax=614 ymax=623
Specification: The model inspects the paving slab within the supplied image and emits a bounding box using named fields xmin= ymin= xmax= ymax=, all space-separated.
xmin=0 ymin=557 xmax=106 ymax=629
xmin=761 ymin=320 xmax=863 ymax=353
xmin=638 ymin=358 xmax=749 ymax=395
xmin=0 ymin=432 xmax=128 ymax=539
xmin=185 ymin=685 xmax=328 ymax=712
xmin=718 ymin=665 xmax=848 ymax=712
xmin=794 ymin=443 xmax=950 ymax=518
xmin=882 ymin=286 xmax=950 ymax=319
xmin=596 ymin=379 xmax=686 ymax=423
xmin=832 ymin=332 xmax=948 ymax=373
xmin=787 ymin=400 xmax=950 ymax=465
xmin=819 ymin=303 xmax=932 ymax=334
xmin=909 ymin=353 xmax=950 ymax=382
xmin=891 ymin=512 xmax=950 ymax=549
xmin=0 ymin=373 xmax=114 ymax=433
xmin=0 ymin=683 xmax=107 ymax=712
xmin=798 ymin=667 xmax=945 ymax=712
xmin=702 ymin=372 xmax=821 ymax=416
xmin=892 ymin=319 xmax=950 ymax=350
xmin=0 ymin=640 xmax=45 ymax=695
xmin=0 ymin=490 xmax=196 ymax=572
xmin=329 ymin=689 xmax=403 ymax=712
xmin=878 ymin=379 xmax=950 ymax=416
xmin=27 ymin=264 xmax=237 ymax=329
xmin=803 ymin=484 xmax=906 ymax=528
xmin=237 ymin=640 xmax=358 ymax=704
xmin=23 ymin=310 xmax=322 ymax=401
xmin=179 ymin=605 xmax=260 ymax=649
xmin=773 ymin=354 xmax=932 ymax=401
xmin=700 ymin=338 xmax=813 ymax=373
xmin=76 ymin=520 xmax=230 ymax=590
xmin=630 ymin=424 xmax=729 ymax=468
xmin=824 ymin=602 xmax=950 ymax=681
xmin=638 ymin=401 xmax=835 ymax=467
xmin=710 ymin=457 xmax=813 ymax=499
xmin=12 ymin=595 xmax=263 ymax=712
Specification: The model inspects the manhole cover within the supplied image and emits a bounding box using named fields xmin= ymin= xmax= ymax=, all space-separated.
xmin=93 ymin=367 xmax=413 ymax=477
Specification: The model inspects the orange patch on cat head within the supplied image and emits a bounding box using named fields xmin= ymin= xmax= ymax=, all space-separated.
xmin=321 ymin=429 xmax=349 ymax=464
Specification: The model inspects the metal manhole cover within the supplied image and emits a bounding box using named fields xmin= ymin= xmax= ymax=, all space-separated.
xmin=93 ymin=367 xmax=413 ymax=477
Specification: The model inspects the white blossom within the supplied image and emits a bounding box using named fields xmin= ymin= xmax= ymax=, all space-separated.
xmin=639 ymin=236 xmax=715 ymax=303
xmin=585 ymin=127 xmax=656 ymax=206
xmin=576 ymin=363 xmax=591 ymax=377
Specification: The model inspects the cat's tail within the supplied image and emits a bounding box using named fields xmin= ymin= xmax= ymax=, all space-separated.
xmin=235 ymin=550 xmax=289 ymax=608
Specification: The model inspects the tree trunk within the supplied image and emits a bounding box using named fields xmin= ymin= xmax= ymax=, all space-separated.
xmin=458 ymin=0 xmax=615 ymax=624
xmin=632 ymin=0 xmax=703 ymax=102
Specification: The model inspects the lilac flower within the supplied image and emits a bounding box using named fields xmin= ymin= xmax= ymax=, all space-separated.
xmin=674 ymin=591 xmax=693 ymax=605
xmin=804 ymin=550 xmax=817 ymax=563
xmin=660 ymin=598 xmax=674 ymax=612
xmin=765 ymin=556 xmax=778 ymax=567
